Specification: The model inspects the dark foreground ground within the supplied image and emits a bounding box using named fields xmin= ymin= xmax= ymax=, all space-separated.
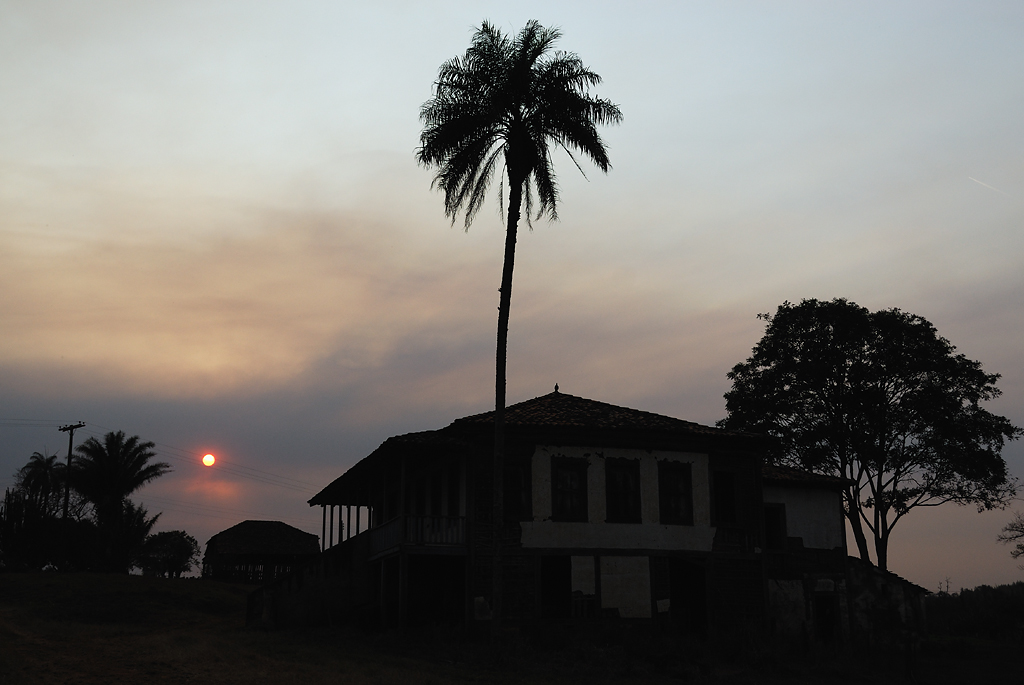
xmin=0 ymin=573 xmax=1017 ymax=685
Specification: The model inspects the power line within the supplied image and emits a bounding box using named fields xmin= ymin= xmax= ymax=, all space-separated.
xmin=84 ymin=423 xmax=320 ymax=487
xmin=141 ymin=494 xmax=318 ymax=531
xmin=79 ymin=425 xmax=320 ymax=494
xmin=0 ymin=419 xmax=62 ymax=428
xmin=143 ymin=493 xmax=318 ymax=523
xmin=1 ymin=419 xmax=322 ymax=533
xmin=2 ymin=418 xmax=327 ymax=495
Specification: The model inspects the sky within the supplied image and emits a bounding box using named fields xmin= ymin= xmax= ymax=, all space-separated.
xmin=2 ymin=0 xmax=1022 ymax=591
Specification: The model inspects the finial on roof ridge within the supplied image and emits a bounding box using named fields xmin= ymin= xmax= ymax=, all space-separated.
xmin=554 ymin=383 xmax=559 ymax=393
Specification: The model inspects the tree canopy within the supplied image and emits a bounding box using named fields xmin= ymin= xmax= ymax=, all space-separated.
xmin=135 ymin=530 xmax=200 ymax=578
xmin=2 ymin=431 xmax=171 ymax=572
xmin=15 ymin=451 xmax=64 ymax=520
xmin=71 ymin=431 xmax=170 ymax=527
xmin=71 ymin=431 xmax=171 ymax=571
xmin=719 ymin=298 xmax=1020 ymax=570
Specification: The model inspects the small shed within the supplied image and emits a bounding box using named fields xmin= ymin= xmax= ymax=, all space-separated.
xmin=203 ymin=520 xmax=320 ymax=584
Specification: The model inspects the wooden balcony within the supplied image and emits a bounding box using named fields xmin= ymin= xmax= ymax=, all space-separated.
xmin=368 ymin=515 xmax=466 ymax=559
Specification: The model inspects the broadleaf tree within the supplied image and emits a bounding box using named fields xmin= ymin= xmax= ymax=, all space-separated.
xmin=998 ymin=512 xmax=1024 ymax=566
xmin=417 ymin=20 xmax=621 ymax=619
xmin=718 ymin=298 xmax=1020 ymax=570
xmin=135 ymin=530 xmax=200 ymax=578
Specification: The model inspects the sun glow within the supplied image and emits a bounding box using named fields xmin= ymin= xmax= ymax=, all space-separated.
xmin=202 ymin=453 xmax=215 ymax=467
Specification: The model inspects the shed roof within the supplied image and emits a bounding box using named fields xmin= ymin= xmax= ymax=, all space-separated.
xmin=205 ymin=520 xmax=320 ymax=557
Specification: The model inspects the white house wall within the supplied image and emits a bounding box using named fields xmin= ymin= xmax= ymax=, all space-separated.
xmin=763 ymin=485 xmax=844 ymax=549
xmin=523 ymin=445 xmax=714 ymax=551
xmin=600 ymin=556 xmax=653 ymax=618
xmin=571 ymin=555 xmax=596 ymax=594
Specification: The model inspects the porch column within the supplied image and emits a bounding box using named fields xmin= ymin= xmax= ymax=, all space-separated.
xmin=321 ymin=505 xmax=326 ymax=552
xmin=399 ymin=549 xmax=408 ymax=631
xmin=356 ymin=505 xmax=361 ymax=536
xmin=380 ymin=561 xmax=387 ymax=628
xmin=329 ymin=505 xmax=334 ymax=548
xmin=346 ymin=505 xmax=351 ymax=541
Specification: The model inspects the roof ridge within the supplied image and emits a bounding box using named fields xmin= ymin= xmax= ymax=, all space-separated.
xmin=446 ymin=390 xmax=735 ymax=435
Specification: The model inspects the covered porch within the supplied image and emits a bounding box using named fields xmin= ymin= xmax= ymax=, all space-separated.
xmin=306 ymin=430 xmax=474 ymax=627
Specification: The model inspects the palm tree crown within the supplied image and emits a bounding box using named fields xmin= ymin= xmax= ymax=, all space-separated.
xmin=417 ymin=20 xmax=622 ymax=227
xmin=16 ymin=451 xmax=63 ymax=517
xmin=72 ymin=431 xmax=170 ymax=525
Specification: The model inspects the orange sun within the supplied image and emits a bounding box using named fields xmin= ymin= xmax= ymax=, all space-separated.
xmin=202 ymin=454 xmax=216 ymax=467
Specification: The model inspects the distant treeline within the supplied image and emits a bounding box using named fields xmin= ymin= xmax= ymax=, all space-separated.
xmin=1 ymin=431 xmax=197 ymax=575
xmin=926 ymin=582 xmax=1024 ymax=642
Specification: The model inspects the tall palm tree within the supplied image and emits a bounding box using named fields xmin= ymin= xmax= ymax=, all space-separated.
xmin=71 ymin=431 xmax=170 ymax=570
xmin=417 ymin=20 xmax=621 ymax=621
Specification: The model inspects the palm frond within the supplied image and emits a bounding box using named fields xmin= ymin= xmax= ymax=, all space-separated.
xmin=417 ymin=20 xmax=620 ymax=229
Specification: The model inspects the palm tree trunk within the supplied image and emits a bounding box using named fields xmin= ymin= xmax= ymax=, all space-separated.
xmin=492 ymin=175 xmax=523 ymax=627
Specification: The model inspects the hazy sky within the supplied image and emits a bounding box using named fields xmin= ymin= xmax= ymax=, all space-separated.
xmin=2 ymin=1 xmax=1022 ymax=590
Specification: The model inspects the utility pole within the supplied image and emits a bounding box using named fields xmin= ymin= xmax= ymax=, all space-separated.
xmin=59 ymin=422 xmax=85 ymax=521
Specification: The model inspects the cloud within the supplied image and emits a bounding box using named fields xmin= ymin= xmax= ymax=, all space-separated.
xmin=0 ymin=166 xmax=499 ymax=401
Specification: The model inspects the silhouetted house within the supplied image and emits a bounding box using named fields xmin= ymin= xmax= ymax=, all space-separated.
xmin=203 ymin=520 xmax=319 ymax=584
xmin=250 ymin=392 xmax=933 ymax=644
xmin=761 ymin=466 xmax=851 ymax=646
xmin=251 ymin=390 xmax=773 ymax=636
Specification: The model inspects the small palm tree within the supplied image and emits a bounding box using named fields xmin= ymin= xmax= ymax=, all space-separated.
xmin=71 ymin=431 xmax=170 ymax=570
xmin=417 ymin=20 xmax=621 ymax=621
xmin=16 ymin=451 xmax=63 ymax=518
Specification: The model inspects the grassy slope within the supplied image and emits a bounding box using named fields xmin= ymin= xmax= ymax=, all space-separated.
xmin=0 ymin=573 xmax=1019 ymax=685
xmin=0 ymin=573 xmax=454 ymax=685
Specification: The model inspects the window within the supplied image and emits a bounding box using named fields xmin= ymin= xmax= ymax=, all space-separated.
xmin=658 ymin=461 xmax=694 ymax=525
xmin=605 ymin=458 xmax=641 ymax=523
xmin=712 ymin=471 xmax=737 ymax=525
xmin=551 ymin=458 xmax=588 ymax=522
xmin=764 ymin=503 xmax=787 ymax=550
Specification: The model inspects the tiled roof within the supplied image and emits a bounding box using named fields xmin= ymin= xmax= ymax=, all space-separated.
xmin=205 ymin=520 xmax=320 ymax=557
xmin=762 ymin=465 xmax=846 ymax=488
xmin=308 ymin=392 xmax=763 ymax=507
xmin=307 ymin=430 xmax=471 ymax=506
xmin=450 ymin=390 xmax=731 ymax=436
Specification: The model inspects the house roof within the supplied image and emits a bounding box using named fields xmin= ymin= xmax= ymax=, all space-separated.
xmin=308 ymin=391 xmax=765 ymax=507
xmin=450 ymin=390 xmax=733 ymax=436
xmin=205 ymin=520 xmax=320 ymax=557
xmin=847 ymin=555 xmax=931 ymax=595
xmin=762 ymin=465 xmax=847 ymax=490
xmin=308 ymin=430 xmax=472 ymax=507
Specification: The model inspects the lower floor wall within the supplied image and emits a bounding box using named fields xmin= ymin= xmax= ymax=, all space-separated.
xmin=846 ymin=555 xmax=928 ymax=644
xmin=251 ymin=543 xmax=919 ymax=649
xmin=204 ymin=552 xmax=318 ymax=584
xmin=471 ymin=551 xmax=763 ymax=641
xmin=766 ymin=577 xmax=849 ymax=647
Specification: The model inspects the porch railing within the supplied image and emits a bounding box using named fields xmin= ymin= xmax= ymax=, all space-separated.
xmin=368 ymin=515 xmax=466 ymax=557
